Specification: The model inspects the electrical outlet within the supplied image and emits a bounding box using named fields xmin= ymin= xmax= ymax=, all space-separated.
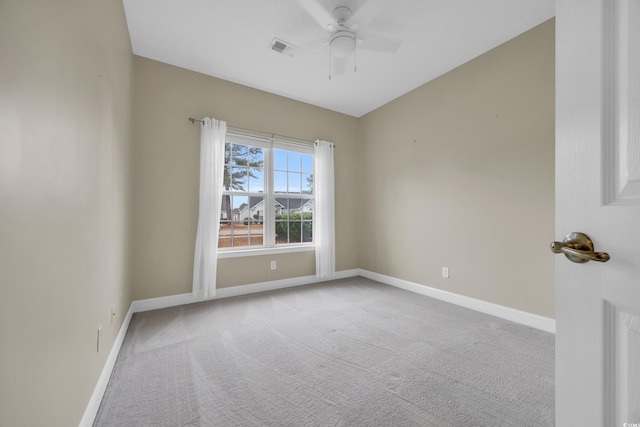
xmin=270 ymin=260 xmax=277 ymax=270
xmin=442 ymin=267 xmax=449 ymax=279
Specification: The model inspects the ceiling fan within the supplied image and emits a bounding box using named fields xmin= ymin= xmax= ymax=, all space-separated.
xmin=271 ymin=2 xmax=401 ymax=79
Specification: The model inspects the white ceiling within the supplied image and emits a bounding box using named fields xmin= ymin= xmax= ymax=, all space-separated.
xmin=122 ymin=0 xmax=555 ymax=117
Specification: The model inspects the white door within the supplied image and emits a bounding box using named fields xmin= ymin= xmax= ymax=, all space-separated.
xmin=556 ymin=0 xmax=640 ymax=425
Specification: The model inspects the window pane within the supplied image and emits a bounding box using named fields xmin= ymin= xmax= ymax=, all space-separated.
xmin=248 ymin=219 xmax=264 ymax=246
xmin=274 ymin=149 xmax=287 ymax=171
xmin=231 ymin=220 xmax=246 ymax=246
xmin=225 ymin=143 xmax=232 ymax=164
xmin=275 ymin=197 xmax=288 ymax=244
xmin=301 ymin=154 xmax=313 ymax=173
xmin=249 ymin=196 xmax=264 ymax=221
xmin=218 ymin=195 xmax=264 ymax=248
xmin=288 ymin=172 xmax=301 ymax=193
xmin=249 ymin=146 xmax=263 ymax=166
xmin=233 ymin=195 xmax=248 ymax=221
xmin=302 ymin=173 xmax=313 ymax=194
xmin=231 ymin=167 xmax=248 ymax=191
xmin=302 ymin=199 xmax=313 ymax=216
xmin=248 ymin=167 xmax=263 ymax=192
xmin=220 ymin=195 xmax=231 ymax=219
xmin=275 ymin=220 xmax=288 ymax=243
xmin=288 ymin=198 xmax=302 ymax=214
xmin=289 ymin=221 xmax=302 ymax=243
xmin=276 ymin=197 xmax=288 ymax=212
xmin=222 ymin=165 xmax=232 ymax=191
xmin=288 ymin=152 xmax=301 ymax=172
xmin=274 ymin=197 xmax=285 ymax=215
xmin=273 ymin=198 xmax=312 ymax=245
xmin=302 ymin=221 xmax=313 ymax=242
xmin=219 ymin=220 xmax=232 ymax=248
xmin=232 ymin=144 xmax=248 ymax=165
xmin=275 ymin=171 xmax=287 ymax=193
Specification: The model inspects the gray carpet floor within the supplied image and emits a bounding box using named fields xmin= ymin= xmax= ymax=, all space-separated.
xmin=94 ymin=277 xmax=554 ymax=426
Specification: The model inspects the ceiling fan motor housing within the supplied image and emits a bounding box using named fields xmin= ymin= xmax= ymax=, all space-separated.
xmin=332 ymin=6 xmax=353 ymax=26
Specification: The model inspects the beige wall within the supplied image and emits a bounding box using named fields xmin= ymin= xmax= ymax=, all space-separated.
xmin=132 ymin=57 xmax=361 ymax=299
xmin=0 ymin=1 xmax=133 ymax=426
xmin=358 ymin=19 xmax=555 ymax=317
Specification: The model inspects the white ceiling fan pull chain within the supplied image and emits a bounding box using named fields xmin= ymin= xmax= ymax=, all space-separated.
xmin=354 ymin=44 xmax=357 ymax=72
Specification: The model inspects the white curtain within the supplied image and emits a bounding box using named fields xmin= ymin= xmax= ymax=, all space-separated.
xmin=192 ymin=117 xmax=227 ymax=299
xmin=314 ymin=140 xmax=335 ymax=279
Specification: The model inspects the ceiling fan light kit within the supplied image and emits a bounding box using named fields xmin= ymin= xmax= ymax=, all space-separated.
xmin=330 ymin=30 xmax=356 ymax=58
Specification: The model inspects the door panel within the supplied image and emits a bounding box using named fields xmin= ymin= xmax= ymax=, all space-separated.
xmin=608 ymin=0 xmax=640 ymax=203
xmin=612 ymin=304 xmax=640 ymax=423
xmin=556 ymin=0 xmax=640 ymax=425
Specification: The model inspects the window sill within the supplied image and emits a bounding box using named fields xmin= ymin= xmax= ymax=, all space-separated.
xmin=217 ymin=244 xmax=315 ymax=259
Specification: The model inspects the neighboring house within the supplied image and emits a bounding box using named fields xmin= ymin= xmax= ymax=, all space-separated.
xmin=220 ymin=201 xmax=247 ymax=221
xmin=279 ymin=198 xmax=313 ymax=215
xmin=235 ymin=197 xmax=313 ymax=220
xmin=237 ymin=197 xmax=283 ymax=221
xmin=302 ymin=200 xmax=313 ymax=213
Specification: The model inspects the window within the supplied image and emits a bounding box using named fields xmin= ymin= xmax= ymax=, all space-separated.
xmin=218 ymin=134 xmax=314 ymax=252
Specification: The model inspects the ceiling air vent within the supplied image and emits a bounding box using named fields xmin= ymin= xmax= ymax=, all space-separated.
xmin=270 ymin=38 xmax=294 ymax=56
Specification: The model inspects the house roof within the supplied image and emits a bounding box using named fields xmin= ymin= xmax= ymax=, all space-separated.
xmin=234 ymin=196 xmax=312 ymax=212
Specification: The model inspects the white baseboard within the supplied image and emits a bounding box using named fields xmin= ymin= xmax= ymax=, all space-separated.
xmin=78 ymin=304 xmax=135 ymax=427
xmin=358 ymin=269 xmax=556 ymax=334
xmin=215 ymin=274 xmax=319 ymax=299
xmin=131 ymin=292 xmax=197 ymax=313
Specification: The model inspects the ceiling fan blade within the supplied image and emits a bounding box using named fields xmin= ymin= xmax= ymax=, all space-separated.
xmin=291 ymin=36 xmax=331 ymax=56
xmin=299 ymin=0 xmax=335 ymax=28
xmin=357 ymin=33 xmax=401 ymax=53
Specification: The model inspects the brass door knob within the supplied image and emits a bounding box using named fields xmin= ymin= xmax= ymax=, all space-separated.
xmin=550 ymin=232 xmax=610 ymax=263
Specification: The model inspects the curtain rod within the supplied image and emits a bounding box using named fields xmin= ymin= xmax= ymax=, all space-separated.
xmin=188 ymin=117 xmax=316 ymax=147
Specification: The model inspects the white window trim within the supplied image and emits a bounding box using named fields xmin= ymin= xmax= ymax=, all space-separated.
xmin=217 ymin=133 xmax=315 ymax=257
xmin=217 ymin=244 xmax=315 ymax=259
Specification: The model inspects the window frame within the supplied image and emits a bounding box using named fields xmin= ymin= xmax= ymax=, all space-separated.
xmin=218 ymin=133 xmax=315 ymax=258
